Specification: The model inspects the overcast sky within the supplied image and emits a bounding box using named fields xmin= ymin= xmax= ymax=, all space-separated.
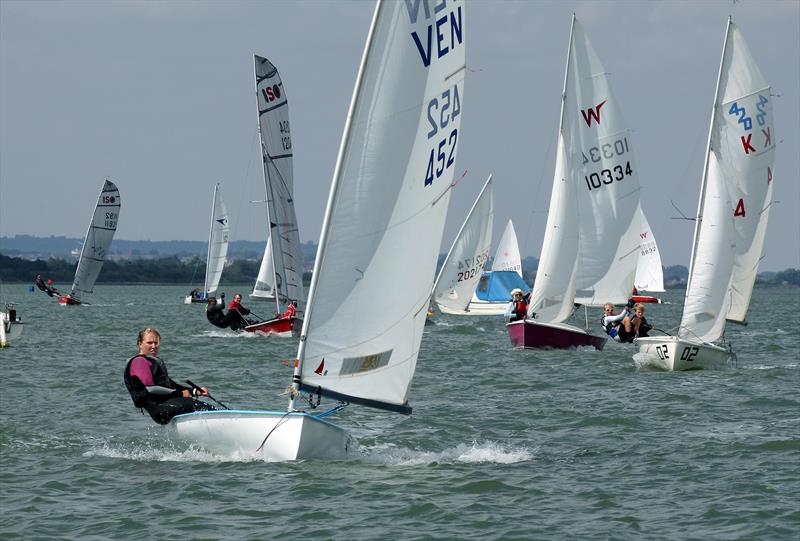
xmin=1 ymin=0 xmax=797 ymax=271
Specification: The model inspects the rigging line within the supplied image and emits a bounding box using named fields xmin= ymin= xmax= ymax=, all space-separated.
xmin=669 ymin=200 xmax=696 ymax=221
xmin=254 ymin=411 xmax=293 ymax=453
xmin=523 ymin=93 xmax=560 ymax=266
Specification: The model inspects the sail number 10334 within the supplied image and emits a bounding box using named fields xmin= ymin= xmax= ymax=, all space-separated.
xmin=424 ymin=84 xmax=461 ymax=186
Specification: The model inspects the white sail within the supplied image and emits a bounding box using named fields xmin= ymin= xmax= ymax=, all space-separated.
xmin=633 ymin=208 xmax=665 ymax=292
xmin=679 ymin=20 xmax=775 ymax=342
xmin=529 ymin=17 xmax=641 ymax=321
xmin=490 ymin=220 xmax=522 ymax=276
xmin=432 ymin=175 xmax=494 ymax=313
xmin=69 ymin=180 xmax=121 ymax=301
xmin=203 ymin=184 xmax=229 ymax=298
xmin=296 ymin=0 xmax=466 ymax=411
xmin=251 ymin=236 xmax=275 ymax=300
xmin=254 ymin=54 xmax=305 ymax=312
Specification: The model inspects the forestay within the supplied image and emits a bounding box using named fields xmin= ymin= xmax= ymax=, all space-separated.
xmin=203 ymin=184 xmax=229 ymax=298
xmin=490 ymin=220 xmax=522 ymax=276
xmin=633 ymin=208 xmax=665 ymax=293
xmin=254 ymin=54 xmax=305 ymax=312
xmin=296 ymin=0 xmax=466 ymax=412
xmin=432 ymin=175 xmax=493 ymax=312
xmin=70 ymin=180 xmax=121 ymax=301
xmin=679 ymin=20 xmax=775 ymax=343
xmin=528 ymin=16 xmax=641 ymax=321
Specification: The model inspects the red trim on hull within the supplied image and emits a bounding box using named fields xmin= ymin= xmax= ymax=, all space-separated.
xmin=244 ymin=316 xmax=299 ymax=336
xmin=57 ymin=296 xmax=81 ymax=306
xmin=507 ymin=319 xmax=606 ymax=350
xmin=631 ymin=295 xmax=662 ymax=304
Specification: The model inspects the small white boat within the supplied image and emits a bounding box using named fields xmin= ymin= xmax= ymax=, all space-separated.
xmin=171 ymin=0 xmax=466 ymax=460
xmin=58 ymin=179 xmax=121 ymax=306
xmin=0 ymin=304 xmax=23 ymax=347
xmin=635 ymin=18 xmax=775 ymax=370
xmin=451 ymin=220 xmax=529 ymax=316
xmin=432 ymin=174 xmax=494 ymax=315
xmin=184 ymin=184 xmax=229 ymax=304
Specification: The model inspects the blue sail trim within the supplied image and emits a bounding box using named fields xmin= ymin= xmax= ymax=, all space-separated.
xmin=299 ymin=383 xmax=412 ymax=415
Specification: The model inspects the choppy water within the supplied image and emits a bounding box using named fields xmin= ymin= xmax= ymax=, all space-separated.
xmin=1 ymin=284 xmax=798 ymax=539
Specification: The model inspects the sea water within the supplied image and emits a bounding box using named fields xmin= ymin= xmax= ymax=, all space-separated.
xmin=1 ymin=284 xmax=798 ymax=539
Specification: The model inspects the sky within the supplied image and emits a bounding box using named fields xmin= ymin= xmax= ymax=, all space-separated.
xmin=1 ymin=0 xmax=798 ymax=271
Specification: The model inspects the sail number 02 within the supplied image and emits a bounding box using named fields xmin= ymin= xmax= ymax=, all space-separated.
xmin=424 ymin=84 xmax=461 ymax=186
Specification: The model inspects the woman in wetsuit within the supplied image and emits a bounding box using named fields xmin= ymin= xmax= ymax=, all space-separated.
xmin=123 ymin=327 xmax=215 ymax=424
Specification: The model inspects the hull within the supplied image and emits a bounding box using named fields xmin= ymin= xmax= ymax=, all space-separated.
xmin=57 ymin=295 xmax=81 ymax=306
xmin=634 ymin=336 xmax=734 ymax=371
xmin=440 ymin=300 xmax=506 ymax=316
xmin=244 ymin=316 xmax=300 ymax=336
xmin=170 ymin=410 xmax=352 ymax=461
xmin=507 ymin=319 xmax=607 ymax=350
xmin=183 ymin=296 xmax=206 ymax=304
xmin=631 ymin=295 xmax=662 ymax=304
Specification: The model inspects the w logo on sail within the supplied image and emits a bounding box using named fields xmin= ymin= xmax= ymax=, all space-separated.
xmin=581 ymin=100 xmax=607 ymax=127
xmin=640 ymin=232 xmax=648 ymax=239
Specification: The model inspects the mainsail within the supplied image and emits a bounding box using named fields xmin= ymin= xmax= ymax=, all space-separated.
xmin=432 ymin=175 xmax=494 ymax=313
xmin=679 ymin=19 xmax=775 ymax=343
xmin=70 ymin=179 xmax=121 ymax=301
xmin=203 ymin=184 xmax=229 ymax=298
xmin=528 ymin=16 xmax=641 ymax=322
xmin=254 ymin=54 xmax=305 ymax=313
xmin=490 ymin=220 xmax=522 ymax=276
xmin=294 ymin=0 xmax=466 ymax=412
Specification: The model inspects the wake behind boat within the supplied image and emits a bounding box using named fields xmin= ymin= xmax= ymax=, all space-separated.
xmin=55 ymin=179 xmax=121 ymax=306
xmin=171 ymin=0 xmax=466 ymax=460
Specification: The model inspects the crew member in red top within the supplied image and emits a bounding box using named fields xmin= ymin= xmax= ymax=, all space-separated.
xmin=505 ymin=288 xmax=528 ymax=322
xmin=280 ymin=301 xmax=297 ymax=319
xmin=227 ymin=293 xmax=251 ymax=330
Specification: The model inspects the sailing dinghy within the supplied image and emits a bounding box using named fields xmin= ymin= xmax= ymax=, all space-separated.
xmin=0 ymin=304 xmax=23 ymax=347
xmin=631 ymin=208 xmax=665 ymax=304
xmin=241 ymin=54 xmax=306 ymax=335
xmin=635 ymin=19 xmax=775 ymax=370
xmin=58 ymin=179 xmax=121 ymax=305
xmin=170 ymin=0 xmax=466 ymax=460
xmin=508 ymin=16 xmax=642 ymax=350
xmin=432 ymin=175 xmax=494 ymax=315
xmin=184 ymin=184 xmax=229 ymax=304
xmin=463 ymin=220 xmax=530 ymax=315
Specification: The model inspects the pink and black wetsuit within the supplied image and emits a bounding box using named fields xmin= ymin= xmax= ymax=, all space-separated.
xmin=123 ymin=355 xmax=214 ymax=425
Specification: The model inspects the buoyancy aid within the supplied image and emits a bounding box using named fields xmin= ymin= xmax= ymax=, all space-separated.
xmin=123 ymin=355 xmax=182 ymax=407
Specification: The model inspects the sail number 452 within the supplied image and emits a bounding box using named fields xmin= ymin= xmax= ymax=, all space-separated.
xmin=424 ymin=84 xmax=461 ymax=186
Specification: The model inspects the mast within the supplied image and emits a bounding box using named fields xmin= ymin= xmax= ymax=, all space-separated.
xmin=289 ymin=0 xmax=383 ymax=411
xmin=71 ymin=178 xmax=109 ymax=298
xmin=203 ymin=184 xmax=218 ymax=296
xmin=681 ymin=18 xmax=732 ymax=321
